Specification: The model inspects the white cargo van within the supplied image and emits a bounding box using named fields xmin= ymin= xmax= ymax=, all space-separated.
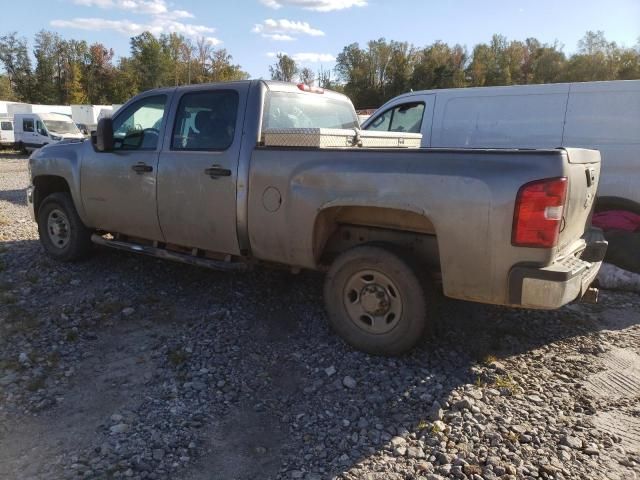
xmin=362 ymin=80 xmax=640 ymax=212
xmin=14 ymin=113 xmax=85 ymax=152
xmin=0 ymin=119 xmax=14 ymax=148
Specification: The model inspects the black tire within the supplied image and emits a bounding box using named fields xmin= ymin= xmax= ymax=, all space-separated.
xmin=324 ymin=245 xmax=429 ymax=355
xmin=19 ymin=142 xmax=28 ymax=155
xmin=37 ymin=192 xmax=92 ymax=261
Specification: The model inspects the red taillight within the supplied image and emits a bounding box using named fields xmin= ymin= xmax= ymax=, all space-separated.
xmin=297 ymin=83 xmax=324 ymax=94
xmin=512 ymin=177 xmax=568 ymax=248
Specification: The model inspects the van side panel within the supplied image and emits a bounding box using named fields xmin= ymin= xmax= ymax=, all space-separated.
xmin=431 ymin=85 xmax=570 ymax=148
xmin=563 ymin=82 xmax=640 ymax=206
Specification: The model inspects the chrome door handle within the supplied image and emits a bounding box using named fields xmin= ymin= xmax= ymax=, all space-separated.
xmin=131 ymin=163 xmax=153 ymax=173
xmin=204 ymin=165 xmax=231 ymax=178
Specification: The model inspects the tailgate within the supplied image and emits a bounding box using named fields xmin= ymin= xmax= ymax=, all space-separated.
xmin=558 ymin=148 xmax=601 ymax=252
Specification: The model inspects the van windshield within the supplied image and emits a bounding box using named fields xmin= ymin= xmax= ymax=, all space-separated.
xmin=43 ymin=120 xmax=80 ymax=135
xmin=263 ymin=92 xmax=359 ymax=130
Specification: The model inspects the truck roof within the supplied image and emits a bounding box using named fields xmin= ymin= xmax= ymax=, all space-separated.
xmin=143 ymin=79 xmax=352 ymax=104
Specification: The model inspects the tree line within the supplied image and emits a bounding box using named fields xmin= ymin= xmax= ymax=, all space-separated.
xmin=1 ymin=30 xmax=638 ymax=108
xmin=0 ymin=30 xmax=248 ymax=105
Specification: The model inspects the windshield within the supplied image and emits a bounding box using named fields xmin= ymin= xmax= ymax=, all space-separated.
xmin=263 ymin=92 xmax=359 ymax=130
xmin=43 ymin=119 xmax=80 ymax=135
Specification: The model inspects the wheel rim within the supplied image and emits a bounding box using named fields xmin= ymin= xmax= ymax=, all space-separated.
xmin=343 ymin=269 xmax=403 ymax=335
xmin=47 ymin=208 xmax=71 ymax=249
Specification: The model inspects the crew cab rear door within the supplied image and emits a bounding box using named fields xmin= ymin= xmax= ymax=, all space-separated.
xmin=156 ymin=83 xmax=248 ymax=255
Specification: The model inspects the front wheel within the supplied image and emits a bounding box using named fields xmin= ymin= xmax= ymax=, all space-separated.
xmin=323 ymin=245 xmax=429 ymax=355
xmin=37 ymin=192 xmax=93 ymax=261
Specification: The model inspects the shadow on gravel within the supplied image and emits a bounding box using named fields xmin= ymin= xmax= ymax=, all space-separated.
xmin=0 ymin=238 xmax=637 ymax=479
xmin=0 ymin=152 xmax=28 ymax=159
xmin=0 ymin=188 xmax=28 ymax=206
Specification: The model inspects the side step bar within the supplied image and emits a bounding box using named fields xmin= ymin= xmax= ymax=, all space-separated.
xmin=91 ymin=234 xmax=249 ymax=272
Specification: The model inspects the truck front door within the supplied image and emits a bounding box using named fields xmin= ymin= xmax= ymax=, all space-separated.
xmin=157 ymin=84 xmax=247 ymax=255
xmin=80 ymin=93 xmax=169 ymax=241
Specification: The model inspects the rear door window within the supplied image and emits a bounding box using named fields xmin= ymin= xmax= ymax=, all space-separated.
xmin=172 ymin=90 xmax=239 ymax=151
xmin=23 ymin=119 xmax=34 ymax=132
xmin=263 ymin=92 xmax=358 ymax=130
xmin=1 ymin=121 xmax=12 ymax=131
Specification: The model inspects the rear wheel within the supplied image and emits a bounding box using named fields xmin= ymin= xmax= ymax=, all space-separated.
xmin=37 ymin=192 xmax=92 ymax=261
xmin=324 ymin=245 xmax=429 ymax=355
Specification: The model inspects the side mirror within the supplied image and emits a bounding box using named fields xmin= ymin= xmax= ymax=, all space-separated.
xmin=95 ymin=117 xmax=114 ymax=152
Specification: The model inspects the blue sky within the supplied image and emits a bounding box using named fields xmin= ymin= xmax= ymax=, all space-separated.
xmin=1 ymin=0 xmax=639 ymax=78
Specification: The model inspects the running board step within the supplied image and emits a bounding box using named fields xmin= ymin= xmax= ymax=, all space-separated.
xmin=91 ymin=234 xmax=249 ymax=272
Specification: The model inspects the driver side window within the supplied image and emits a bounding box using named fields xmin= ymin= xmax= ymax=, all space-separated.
xmin=366 ymin=102 xmax=425 ymax=134
xmin=36 ymin=120 xmax=47 ymax=136
xmin=112 ymin=94 xmax=167 ymax=151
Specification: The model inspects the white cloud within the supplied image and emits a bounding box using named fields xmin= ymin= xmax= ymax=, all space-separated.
xmin=253 ymin=19 xmax=324 ymax=41
xmin=171 ymin=10 xmax=195 ymax=19
xmin=73 ymin=0 xmax=169 ymax=15
xmin=51 ymin=17 xmax=216 ymax=39
xmin=54 ymin=0 xmax=219 ymax=43
xmin=265 ymin=34 xmax=296 ymax=41
xmin=293 ymin=52 xmax=335 ymax=63
xmin=259 ymin=0 xmax=366 ymax=12
xmin=266 ymin=51 xmax=334 ymax=63
xmin=205 ymin=36 xmax=222 ymax=46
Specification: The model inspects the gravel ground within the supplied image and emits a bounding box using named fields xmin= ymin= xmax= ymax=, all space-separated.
xmin=0 ymin=153 xmax=639 ymax=480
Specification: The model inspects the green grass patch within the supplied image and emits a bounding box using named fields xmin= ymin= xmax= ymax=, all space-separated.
xmin=65 ymin=330 xmax=79 ymax=342
xmin=96 ymin=300 xmax=124 ymax=315
xmin=26 ymin=376 xmax=46 ymax=392
xmin=494 ymin=374 xmax=518 ymax=394
xmin=168 ymin=348 xmax=188 ymax=367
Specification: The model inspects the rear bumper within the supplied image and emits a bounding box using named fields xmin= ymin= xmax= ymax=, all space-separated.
xmin=508 ymin=228 xmax=607 ymax=309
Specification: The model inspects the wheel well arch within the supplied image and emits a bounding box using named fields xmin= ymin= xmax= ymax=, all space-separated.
xmin=595 ymin=196 xmax=640 ymax=215
xmin=33 ymin=175 xmax=71 ymax=217
xmin=313 ymin=205 xmax=439 ymax=268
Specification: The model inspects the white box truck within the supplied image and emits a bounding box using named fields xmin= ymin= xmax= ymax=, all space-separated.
xmin=71 ymin=104 xmax=113 ymax=133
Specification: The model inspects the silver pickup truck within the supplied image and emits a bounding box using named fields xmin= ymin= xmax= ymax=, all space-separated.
xmin=27 ymin=80 xmax=606 ymax=355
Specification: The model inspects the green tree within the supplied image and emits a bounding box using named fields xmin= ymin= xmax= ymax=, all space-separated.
xmin=269 ymin=54 xmax=297 ymax=82
xmin=0 ymin=32 xmax=33 ymax=101
xmin=209 ymin=49 xmax=249 ymax=82
xmin=411 ymin=41 xmax=467 ymax=90
xmin=67 ymin=62 xmax=86 ymax=104
xmin=0 ymin=74 xmax=14 ymax=100
xmin=33 ymin=30 xmax=61 ymax=103
xmin=110 ymin=57 xmax=139 ymax=103
xmin=130 ymin=32 xmax=170 ymax=91
xmin=299 ymin=67 xmax=315 ymax=86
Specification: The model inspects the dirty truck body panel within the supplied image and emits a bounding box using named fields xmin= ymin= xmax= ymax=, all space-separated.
xmin=248 ymin=146 xmax=601 ymax=306
xmin=28 ymin=80 xmax=604 ymax=313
